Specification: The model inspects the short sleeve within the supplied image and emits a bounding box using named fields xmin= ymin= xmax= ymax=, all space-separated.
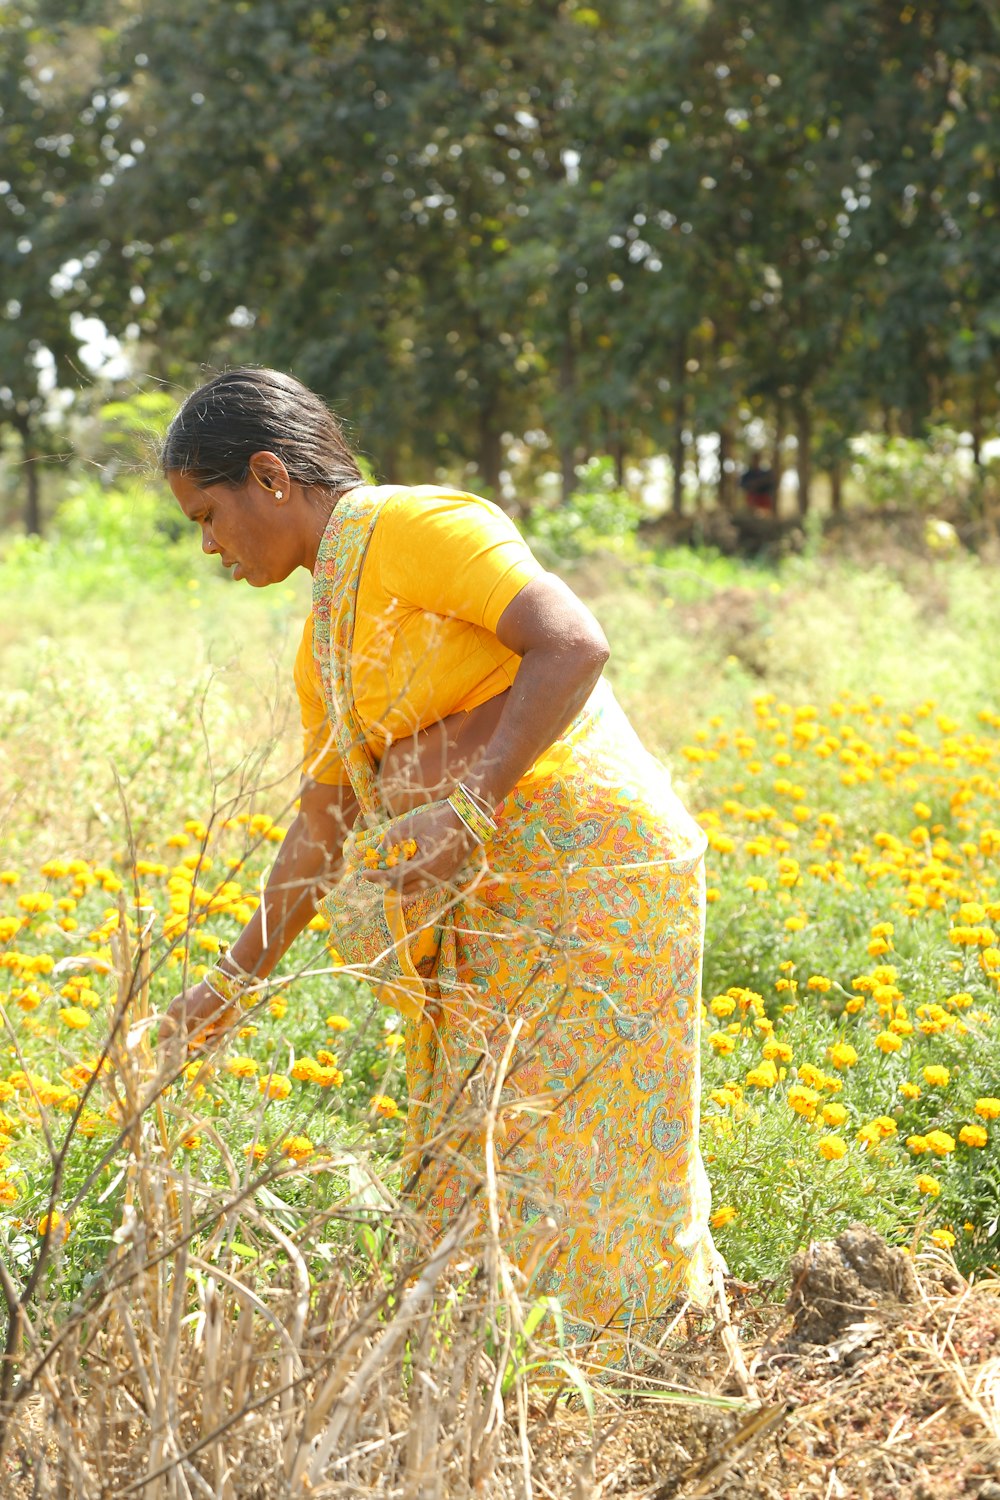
xmin=293 ymin=615 xmax=352 ymax=787
xmin=376 ymin=490 xmax=545 ymax=635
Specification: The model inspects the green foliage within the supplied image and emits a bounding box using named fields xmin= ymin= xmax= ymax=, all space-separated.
xmin=521 ymin=458 xmax=644 ymax=562
xmin=849 ymin=428 xmax=980 ymax=514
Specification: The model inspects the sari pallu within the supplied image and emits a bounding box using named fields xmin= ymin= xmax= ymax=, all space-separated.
xmin=312 ymin=487 xmax=715 ymax=1342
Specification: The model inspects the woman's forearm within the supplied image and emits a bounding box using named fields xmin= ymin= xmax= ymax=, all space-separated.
xmin=227 ymin=801 xmax=349 ymax=978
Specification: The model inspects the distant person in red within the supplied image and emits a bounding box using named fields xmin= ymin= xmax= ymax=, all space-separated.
xmin=739 ymin=452 xmax=777 ymax=514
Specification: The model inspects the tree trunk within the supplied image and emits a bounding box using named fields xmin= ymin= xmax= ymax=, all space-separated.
xmin=830 ymin=460 xmax=843 ymax=514
xmin=671 ymin=338 xmax=687 ymax=513
xmin=477 ymin=410 xmax=503 ymax=498
xmin=559 ymin=330 xmax=578 ymax=502
xmin=604 ymin=407 xmax=626 ymax=488
xmin=14 ymin=414 xmax=42 ymax=536
xmin=795 ymin=404 xmax=812 ymax=517
xmin=772 ymin=403 xmax=786 ymax=511
xmin=718 ymin=420 xmax=735 ymax=511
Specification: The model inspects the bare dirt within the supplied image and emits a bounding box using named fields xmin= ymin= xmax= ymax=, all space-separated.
xmin=534 ymin=1227 xmax=1000 ymax=1500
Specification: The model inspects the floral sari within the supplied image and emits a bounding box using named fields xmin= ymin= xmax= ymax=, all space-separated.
xmin=313 ymin=486 xmax=715 ymax=1344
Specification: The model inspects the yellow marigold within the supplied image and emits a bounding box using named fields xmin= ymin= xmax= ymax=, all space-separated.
xmin=325 ymin=1014 xmax=351 ymax=1032
xmin=818 ymin=1135 xmax=848 ymax=1161
xmin=0 ymin=1181 xmax=18 ymax=1205
xmin=915 ymin=1174 xmax=941 ymax=1198
xmin=745 ymin=1060 xmax=779 ymax=1090
xmin=58 ymin=1006 xmax=91 ymax=1030
xmin=874 ymin=1031 xmax=902 ymax=1054
xmin=899 ymin=1081 xmax=922 ymax=1100
xmin=787 ymin=1084 xmax=819 ymax=1119
xmin=870 ymin=921 xmax=895 ymax=939
xmin=709 ymin=995 xmax=737 ymax=1017
xmin=0 ymin=916 xmax=23 ymax=943
xmin=281 ymin=1135 xmax=314 ymax=1162
xmin=829 ymin=1042 xmax=858 ymax=1070
xmin=959 ymin=1124 xmax=988 ymax=1149
xmin=317 ymin=1065 xmax=344 ymax=1088
xmin=17 ymin=892 xmax=54 ymax=914
xmin=796 ymin=1061 xmax=825 ymax=1089
xmin=784 ymin=915 xmax=807 ymax=932
xmin=181 ymin=1133 xmax=203 ymax=1151
xmin=224 ymin=1056 xmax=259 ymax=1079
xmin=369 ymin=1094 xmax=401 ymax=1120
xmin=975 ymin=1097 xmax=1000 ymax=1120
xmin=930 ymin=1228 xmax=956 ymax=1249
xmin=762 ymin=1040 xmax=793 ymax=1063
xmin=291 ymin=1058 xmax=323 ymax=1084
xmin=710 ymin=1205 xmax=737 ymax=1229
xmin=922 ymin=1065 xmax=950 ymax=1088
xmin=981 ymin=948 xmax=1000 ymax=977
xmin=245 ymin=1142 xmax=267 ymax=1162
xmin=709 ymin=1032 xmax=736 ymax=1056
xmin=745 ymin=876 xmax=768 ymax=894
xmin=0 ymin=871 xmax=19 ymax=885
xmin=258 ymin=1074 xmax=292 ymax=1101
xmin=38 ymin=1210 xmax=70 ymax=1240
xmin=807 ymin=975 xmax=832 ymax=993
xmin=906 ymin=1135 xmax=930 ymax=1155
xmin=822 ymin=1101 xmax=848 ymax=1128
xmin=269 ymin=997 xmax=288 ymax=1020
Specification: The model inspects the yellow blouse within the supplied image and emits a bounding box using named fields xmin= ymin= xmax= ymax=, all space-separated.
xmin=294 ymin=487 xmax=545 ymax=786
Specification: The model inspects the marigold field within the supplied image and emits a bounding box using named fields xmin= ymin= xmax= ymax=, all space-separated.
xmin=3 ymin=514 xmax=1000 ymax=1496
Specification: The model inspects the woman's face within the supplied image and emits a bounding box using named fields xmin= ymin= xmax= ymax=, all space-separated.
xmin=168 ymin=469 xmax=301 ymax=587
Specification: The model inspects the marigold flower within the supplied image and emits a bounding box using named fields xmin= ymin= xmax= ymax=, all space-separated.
xmin=224 ymin=1056 xmax=259 ymax=1079
xmin=269 ymin=997 xmax=288 ymax=1020
xmin=326 ymin=1014 xmax=351 ymax=1032
xmin=281 ymin=1135 xmax=314 ymax=1161
xmin=874 ymin=1031 xmax=902 ymax=1054
xmin=710 ymin=1205 xmax=737 ymax=1229
xmin=807 ymin=975 xmax=832 ymax=993
xmin=58 ymin=1007 xmax=91 ymax=1030
xmin=906 ymin=1135 xmax=930 ymax=1155
xmin=922 ymin=1065 xmax=950 ymax=1088
xmin=369 ymin=1094 xmax=401 ymax=1119
xmin=829 ymin=1042 xmax=858 ymax=1070
xmin=0 ymin=1181 xmax=17 ymax=1205
xmin=959 ymin=1124 xmax=988 ymax=1149
xmin=291 ymin=1058 xmax=323 ymax=1084
xmin=258 ymin=1074 xmax=292 ymax=1101
xmin=975 ymin=1097 xmax=1000 ymax=1120
xmin=915 ymin=1174 xmax=942 ymax=1198
xmin=317 ymin=1066 xmax=344 ymax=1088
xmin=745 ymin=875 xmax=768 ymax=893
xmin=709 ymin=1032 xmax=736 ymax=1056
xmin=787 ymin=1084 xmax=819 ymax=1119
xmin=38 ymin=1210 xmax=70 ymax=1240
xmin=822 ymin=1101 xmax=848 ymax=1128
xmin=930 ymin=1228 xmax=956 ymax=1249
xmin=745 ymin=1060 xmax=778 ymax=1089
xmin=818 ymin=1136 xmax=848 ymax=1161
xmin=784 ymin=916 xmax=807 ymax=932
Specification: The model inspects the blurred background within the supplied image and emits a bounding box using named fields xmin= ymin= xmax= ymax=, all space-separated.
xmin=2 ymin=0 xmax=998 ymax=540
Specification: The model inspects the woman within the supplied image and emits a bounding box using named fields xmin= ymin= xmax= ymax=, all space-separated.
xmin=161 ymin=367 xmax=714 ymax=1347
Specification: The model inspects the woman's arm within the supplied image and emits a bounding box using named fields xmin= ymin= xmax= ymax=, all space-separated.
xmin=467 ymin=571 xmax=610 ymax=807
xmin=161 ymin=777 xmax=358 ymax=1045
xmin=365 ymin=573 xmax=609 ymax=893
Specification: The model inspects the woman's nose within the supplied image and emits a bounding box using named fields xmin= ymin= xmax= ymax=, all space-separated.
xmin=202 ymin=529 xmax=217 ymax=554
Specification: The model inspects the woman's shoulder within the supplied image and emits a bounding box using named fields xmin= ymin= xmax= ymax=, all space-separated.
xmin=376 ymin=485 xmax=524 ymax=546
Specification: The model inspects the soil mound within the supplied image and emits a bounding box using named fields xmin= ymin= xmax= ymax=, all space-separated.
xmin=784 ymin=1222 xmax=920 ymax=1344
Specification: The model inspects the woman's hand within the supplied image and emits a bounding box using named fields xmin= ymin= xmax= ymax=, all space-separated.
xmin=157 ymin=980 xmax=241 ymax=1057
xmin=360 ymin=801 xmax=481 ymax=897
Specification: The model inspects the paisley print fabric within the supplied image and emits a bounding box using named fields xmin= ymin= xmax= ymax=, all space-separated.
xmin=312 ymin=486 xmax=716 ymax=1346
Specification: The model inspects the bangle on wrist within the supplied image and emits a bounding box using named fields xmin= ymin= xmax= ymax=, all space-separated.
xmin=446 ymin=783 xmax=498 ymax=845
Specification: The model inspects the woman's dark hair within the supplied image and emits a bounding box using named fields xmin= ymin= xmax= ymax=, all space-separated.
xmin=161 ymin=367 xmax=363 ymax=498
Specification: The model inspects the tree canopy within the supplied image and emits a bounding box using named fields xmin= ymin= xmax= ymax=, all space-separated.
xmin=2 ymin=0 xmax=998 ymax=524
